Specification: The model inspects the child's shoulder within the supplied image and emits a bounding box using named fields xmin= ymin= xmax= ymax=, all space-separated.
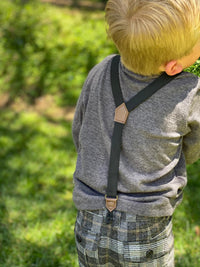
xmin=80 ymin=55 xmax=116 ymax=99
xmin=179 ymin=70 xmax=199 ymax=80
xmin=87 ymin=54 xmax=116 ymax=78
xmin=177 ymin=71 xmax=199 ymax=84
xmin=94 ymin=54 xmax=115 ymax=69
xmin=175 ymin=71 xmax=200 ymax=94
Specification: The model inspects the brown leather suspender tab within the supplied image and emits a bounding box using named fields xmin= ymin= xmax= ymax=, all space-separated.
xmin=114 ymin=103 xmax=129 ymax=124
xmin=105 ymin=195 xmax=118 ymax=212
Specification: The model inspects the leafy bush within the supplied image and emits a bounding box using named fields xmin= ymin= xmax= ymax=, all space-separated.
xmin=186 ymin=58 xmax=200 ymax=76
xmin=0 ymin=0 xmax=116 ymax=105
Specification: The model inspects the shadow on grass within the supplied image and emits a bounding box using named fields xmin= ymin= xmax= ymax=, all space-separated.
xmin=0 ymin=108 xmax=78 ymax=266
xmin=184 ymin=161 xmax=200 ymax=224
xmin=0 ymin=201 xmax=13 ymax=264
xmin=42 ymin=0 xmax=106 ymax=11
xmin=173 ymin=161 xmax=200 ymax=265
xmin=0 ymin=229 xmax=77 ymax=267
xmin=176 ymin=252 xmax=200 ymax=267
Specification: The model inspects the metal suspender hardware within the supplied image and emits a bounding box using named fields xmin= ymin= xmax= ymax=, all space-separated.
xmin=105 ymin=55 xmax=181 ymax=214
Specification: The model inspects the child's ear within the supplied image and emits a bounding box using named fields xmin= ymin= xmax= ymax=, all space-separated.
xmin=164 ymin=60 xmax=183 ymax=76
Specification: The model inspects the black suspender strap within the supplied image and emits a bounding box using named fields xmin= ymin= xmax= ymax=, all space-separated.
xmin=110 ymin=55 xmax=124 ymax=107
xmin=105 ymin=55 xmax=181 ymax=213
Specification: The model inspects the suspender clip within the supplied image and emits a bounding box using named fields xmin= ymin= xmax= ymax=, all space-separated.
xmin=105 ymin=195 xmax=118 ymax=212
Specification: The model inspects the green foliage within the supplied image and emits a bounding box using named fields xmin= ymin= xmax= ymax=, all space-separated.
xmin=0 ymin=0 xmax=116 ymax=106
xmin=185 ymin=58 xmax=200 ymax=77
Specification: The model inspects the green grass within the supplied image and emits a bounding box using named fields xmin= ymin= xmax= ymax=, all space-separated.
xmin=0 ymin=108 xmax=78 ymax=266
xmin=173 ymin=162 xmax=200 ymax=266
xmin=0 ymin=1 xmax=200 ymax=266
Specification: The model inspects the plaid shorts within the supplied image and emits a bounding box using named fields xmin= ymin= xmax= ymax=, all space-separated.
xmin=74 ymin=209 xmax=174 ymax=267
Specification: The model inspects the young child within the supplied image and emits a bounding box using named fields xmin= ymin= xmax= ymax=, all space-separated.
xmin=72 ymin=0 xmax=200 ymax=266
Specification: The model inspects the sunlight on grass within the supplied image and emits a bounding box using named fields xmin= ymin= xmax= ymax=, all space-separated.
xmin=0 ymin=107 xmax=78 ymax=266
xmin=173 ymin=162 xmax=200 ymax=266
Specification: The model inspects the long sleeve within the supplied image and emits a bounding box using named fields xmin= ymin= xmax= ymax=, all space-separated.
xmin=72 ymin=90 xmax=84 ymax=152
xmin=72 ymin=72 xmax=92 ymax=152
xmin=183 ymin=88 xmax=200 ymax=164
xmin=72 ymin=58 xmax=104 ymax=151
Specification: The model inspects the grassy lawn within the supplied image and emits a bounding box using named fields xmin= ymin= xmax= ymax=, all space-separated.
xmin=174 ymin=161 xmax=200 ymax=266
xmin=0 ymin=107 xmax=78 ymax=266
xmin=0 ymin=1 xmax=200 ymax=266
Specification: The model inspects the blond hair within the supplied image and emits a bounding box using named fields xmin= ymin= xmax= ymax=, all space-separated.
xmin=105 ymin=0 xmax=200 ymax=75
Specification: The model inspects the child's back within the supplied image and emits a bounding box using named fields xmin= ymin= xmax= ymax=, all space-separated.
xmin=73 ymin=55 xmax=200 ymax=216
xmin=72 ymin=0 xmax=200 ymax=266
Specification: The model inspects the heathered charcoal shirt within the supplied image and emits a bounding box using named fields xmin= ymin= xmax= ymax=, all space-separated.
xmin=72 ymin=55 xmax=200 ymax=217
